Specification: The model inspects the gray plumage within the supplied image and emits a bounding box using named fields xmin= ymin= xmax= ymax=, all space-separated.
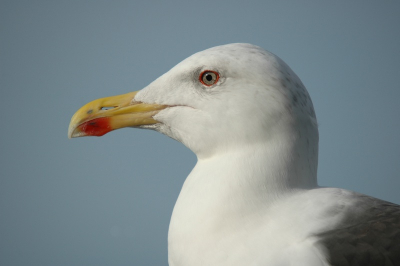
xmin=318 ymin=196 xmax=400 ymax=265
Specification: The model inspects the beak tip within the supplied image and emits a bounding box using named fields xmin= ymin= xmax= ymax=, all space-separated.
xmin=67 ymin=130 xmax=75 ymax=139
xmin=68 ymin=124 xmax=83 ymax=139
xmin=68 ymin=127 xmax=73 ymax=139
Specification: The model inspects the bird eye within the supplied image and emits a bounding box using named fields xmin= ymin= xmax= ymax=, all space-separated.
xmin=199 ymin=70 xmax=219 ymax=86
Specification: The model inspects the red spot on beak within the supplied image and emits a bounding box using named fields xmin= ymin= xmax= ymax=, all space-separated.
xmin=78 ymin=117 xmax=112 ymax=136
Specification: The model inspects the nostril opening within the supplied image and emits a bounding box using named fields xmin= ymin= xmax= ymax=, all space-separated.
xmin=101 ymin=106 xmax=116 ymax=111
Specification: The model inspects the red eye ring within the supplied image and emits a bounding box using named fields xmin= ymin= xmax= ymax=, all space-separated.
xmin=199 ymin=70 xmax=220 ymax=86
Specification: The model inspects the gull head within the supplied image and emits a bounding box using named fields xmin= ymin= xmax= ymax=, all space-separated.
xmin=69 ymin=43 xmax=318 ymax=159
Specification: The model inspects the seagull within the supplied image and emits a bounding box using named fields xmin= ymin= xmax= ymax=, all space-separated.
xmin=68 ymin=43 xmax=400 ymax=266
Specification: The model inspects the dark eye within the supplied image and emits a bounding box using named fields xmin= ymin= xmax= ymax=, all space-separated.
xmin=199 ymin=70 xmax=219 ymax=86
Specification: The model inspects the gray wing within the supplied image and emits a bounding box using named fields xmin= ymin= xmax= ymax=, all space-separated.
xmin=317 ymin=197 xmax=400 ymax=266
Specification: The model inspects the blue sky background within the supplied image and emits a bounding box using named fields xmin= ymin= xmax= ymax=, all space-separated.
xmin=1 ymin=1 xmax=399 ymax=265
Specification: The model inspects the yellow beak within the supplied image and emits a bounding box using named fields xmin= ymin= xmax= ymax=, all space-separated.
xmin=68 ymin=91 xmax=169 ymax=138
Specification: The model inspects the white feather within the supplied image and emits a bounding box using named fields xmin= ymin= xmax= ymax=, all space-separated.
xmin=135 ymin=43 xmax=359 ymax=265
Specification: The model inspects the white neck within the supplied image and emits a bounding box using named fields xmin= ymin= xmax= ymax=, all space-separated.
xmin=168 ymin=122 xmax=318 ymax=265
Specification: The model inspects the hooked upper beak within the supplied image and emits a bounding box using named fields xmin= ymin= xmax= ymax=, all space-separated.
xmin=68 ymin=91 xmax=169 ymax=138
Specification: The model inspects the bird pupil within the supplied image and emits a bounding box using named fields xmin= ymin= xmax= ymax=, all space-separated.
xmin=206 ymin=74 xmax=212 ymax=81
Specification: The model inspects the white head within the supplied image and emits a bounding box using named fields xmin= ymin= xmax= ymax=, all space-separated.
xmin=136 ymin=43 xmax=317 ymax=161
xmin=69 ymin=43 xmax=319 ymax=187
